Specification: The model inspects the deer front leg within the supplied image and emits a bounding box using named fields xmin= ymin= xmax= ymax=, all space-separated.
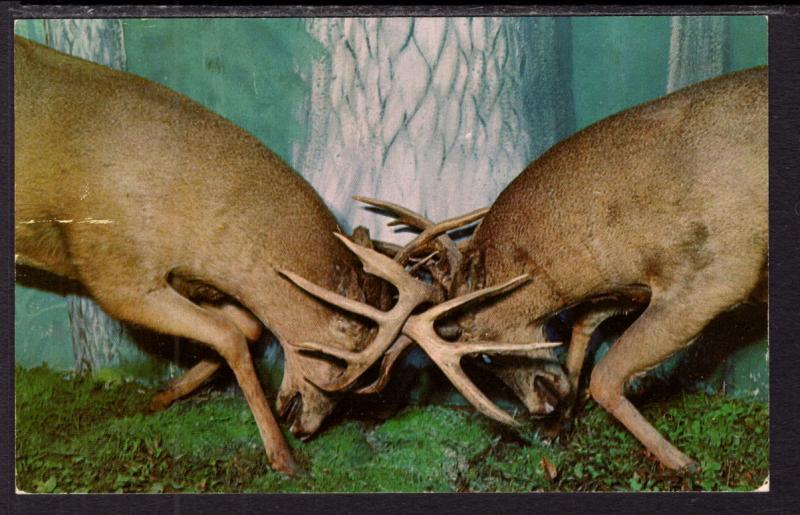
xmin=565 ymin=309 xmax=611 ymax=398
xmin=564 ymin=300 xmax=644 ymax=410
xmin=99 ymin=287 xmax=298 ymax=476
xmin=587 ymin=284 xmax=748 ymax=472
xmin=541 ymin=308 xmax=614 ymax=438
xmin=149 ymin=303 xmax=263 ymax=412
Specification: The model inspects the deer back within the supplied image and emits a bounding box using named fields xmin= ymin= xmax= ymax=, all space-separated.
xmin=457 ymin=66 xmax=767 ymax=329
xmin=14 ymin=35 xmax=373 ymax=342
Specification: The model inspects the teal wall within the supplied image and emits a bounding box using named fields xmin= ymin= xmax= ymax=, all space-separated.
xmin=122 ymin=18 xmax=323 ymax=164
xmin=728 ymin=16 xmax=769 ymax=70
xmin=13 ymin=19 xmax=46 ymax=42
xmin=571 ymin=16 xmax=767 ymax=130
xmin=14 ymin=20 xmax=75 ymax=371
xmin=572 ymin=16 xmax=672 ymax=131
xmin=14 ymin=16 xmax=768 ymax=400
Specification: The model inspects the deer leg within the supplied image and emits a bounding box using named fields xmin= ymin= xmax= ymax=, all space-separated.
xmin=149 ymin=303 xmax=263 ymax=411
xmin=565 ymin=309 xmax=612 ymax=397
xmin=542 ymin=310 xmax=607 ymax=438
xmin=588 ymin=286 xmax=746 ymax=472
xmin=100 ymin=287 xmax=298 ymax=476
xmin=539 ymin=307 xmax=618 ymax=437
xmin=149 ymin=359 xmax=222 ymax=412
xmin=565 ymin=301 xmax=643 ymax=404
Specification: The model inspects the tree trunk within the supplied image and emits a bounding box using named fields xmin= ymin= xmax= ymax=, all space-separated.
xmin=296 ymin=17 xmax=574 ymax=243
xmin=295 ymin=17 xmax=574 ymax=402
xmin=667 ymin=16 xmax=727 ymax=93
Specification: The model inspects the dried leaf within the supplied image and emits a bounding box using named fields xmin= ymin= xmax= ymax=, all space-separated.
xmin=541 ymin=456 xmax=558 ymax=482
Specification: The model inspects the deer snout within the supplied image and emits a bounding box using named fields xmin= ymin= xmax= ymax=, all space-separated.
xmin=490 ymin=358 xmax=571 ymax=418
xmin=533 ymin=373 xmax=569 ymax=415
xmin=276 ymin=381 xmax=337 ymax=441
xmin=533 ymin=364 xmax=572 ymax=415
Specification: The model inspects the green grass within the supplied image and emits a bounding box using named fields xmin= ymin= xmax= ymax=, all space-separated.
xmin=15 ymin=366 xmax=768 ymax=493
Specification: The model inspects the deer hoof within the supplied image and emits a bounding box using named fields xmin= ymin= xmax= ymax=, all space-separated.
xmin=148 ymin=392 xmax=174 ymax=412
xmin=273 ymin=454 xmax=304 ymax=478
xmin=682 ymin=459 xmax=700 ymax=476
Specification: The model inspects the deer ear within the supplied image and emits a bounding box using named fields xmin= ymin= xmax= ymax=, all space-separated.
xmin=349 ymin=226 xmax=373 ymax=248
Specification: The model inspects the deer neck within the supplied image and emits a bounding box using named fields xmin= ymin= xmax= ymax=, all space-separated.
xmin=450 ymin=246 xmax=572 ymax=343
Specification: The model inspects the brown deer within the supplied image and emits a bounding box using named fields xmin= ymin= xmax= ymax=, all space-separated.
xmin=13 ymin=35 xmax=442 ymax=475
xmin=288 ymin=67 xmax=768 ymax=472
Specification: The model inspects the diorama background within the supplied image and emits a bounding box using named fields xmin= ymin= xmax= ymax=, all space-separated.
xmin=14 ymin=16 xmax=768 ymax=403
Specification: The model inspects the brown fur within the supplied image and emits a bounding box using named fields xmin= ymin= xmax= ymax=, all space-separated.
xmin=14 ymin=36 xmax=383 ymax=474
xmin=450 ymin=67 xmax=768 ymax=470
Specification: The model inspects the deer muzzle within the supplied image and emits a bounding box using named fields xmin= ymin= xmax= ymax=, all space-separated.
xmin=494 ymin=359 xmax=572 ymax=418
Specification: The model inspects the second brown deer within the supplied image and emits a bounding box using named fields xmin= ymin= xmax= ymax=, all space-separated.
xmin=289 ymin=67 xmax=768 ymax=472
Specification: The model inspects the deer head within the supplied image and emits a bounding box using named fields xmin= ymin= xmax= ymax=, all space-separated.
xmin=284 ymin=199 xmax=566 ymax=428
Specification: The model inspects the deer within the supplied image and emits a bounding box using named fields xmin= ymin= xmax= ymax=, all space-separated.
xmin=285 ymin=66 xmax=768 ymax=472
xmin=13 ymin=35 xmax=455 ymax=475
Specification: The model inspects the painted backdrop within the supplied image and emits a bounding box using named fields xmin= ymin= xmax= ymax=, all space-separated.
xmin=14 ymin=16 xmax=768 ymax=401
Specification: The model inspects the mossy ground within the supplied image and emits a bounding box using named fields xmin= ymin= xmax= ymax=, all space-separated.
xmin=15 ymin=366 xmax=768 ymax=493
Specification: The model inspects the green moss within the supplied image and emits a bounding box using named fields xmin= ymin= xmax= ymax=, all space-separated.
xmin=466 ymin=438 xmax=561 ymax=492
xmin=15 ymin=366 xmax=768 ymax=493
xmin=359 ymin=407 xmax=494 ymax=492
xmin=556 ymin=395 xmax=769 ymax=491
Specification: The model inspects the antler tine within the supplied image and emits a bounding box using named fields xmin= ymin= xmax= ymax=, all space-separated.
xmin=418 ymin=275 xmax=531 ymax=322
xmin=279 ymin=234 xmax=435 ymax=393
xmin=401 ymin=274 xmax=558 ymax=428
xmin=355 ymin=196 xmax=485 ymax=272
xmin=332 ymin=233 xmax=417 ymax=288
xmin=278 ymin=269 xmax=385 ymax=322
xmin=371 ymin=239 xmax=402 ymax=258
xmin=447 ymin=340 xmax=562 ymax=358
xmin=355 ymin=196 xmax=489 ymax=237
xmin=354 ymin=196 xmax=432 ymax=231
xmin=353 ymin=335 xmax=415 ymax=395
xmin=402 ymin=314 xmax=520 ymax=427
xmin=285 ymin=340 xmax=363 ymax=363
xmin=407 ymin=251 xmax=439 ymax=274
xmin=393 ymin=207 xmax=488 ymax=263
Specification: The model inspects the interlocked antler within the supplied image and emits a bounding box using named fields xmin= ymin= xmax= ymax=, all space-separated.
xmin=346 ymin=197 xmax=489 ymax=394
xmin=354 ymin=196 xmax=489 ymax=289
xmin=352 ymin=334 xmax=414 ymax=395
xmin=352 ymin=198 xmax=561 ymax=422
xmin=403 ymin=275 xmax=560 ymax=427
xmin=280 ymin=195 xmax=487 ymax=395
xmin=281 ymin=199 xmax=555 ymax=421
xmin=279 ymin=233 xmax=435 ymax=392
xmin=282 ymin=230 xmax=561 ymax=426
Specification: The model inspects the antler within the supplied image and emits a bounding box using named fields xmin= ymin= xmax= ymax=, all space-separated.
xmin=336 ymin=197 xmax=489 ymax=394
xmin=352 ymin=335 xmax=414 ymax=395
xmin=280 ymin=201 xmax=534 ymax=412
xmin=402 ymin=275 xmax=562 ymax=427
xmin=279 ymin=233 xmax=435 ymax=392
xmin=354 ymin=196 xmax=489 ymax=280
xmin=280 ymin=227 xmax=561 ymax=426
